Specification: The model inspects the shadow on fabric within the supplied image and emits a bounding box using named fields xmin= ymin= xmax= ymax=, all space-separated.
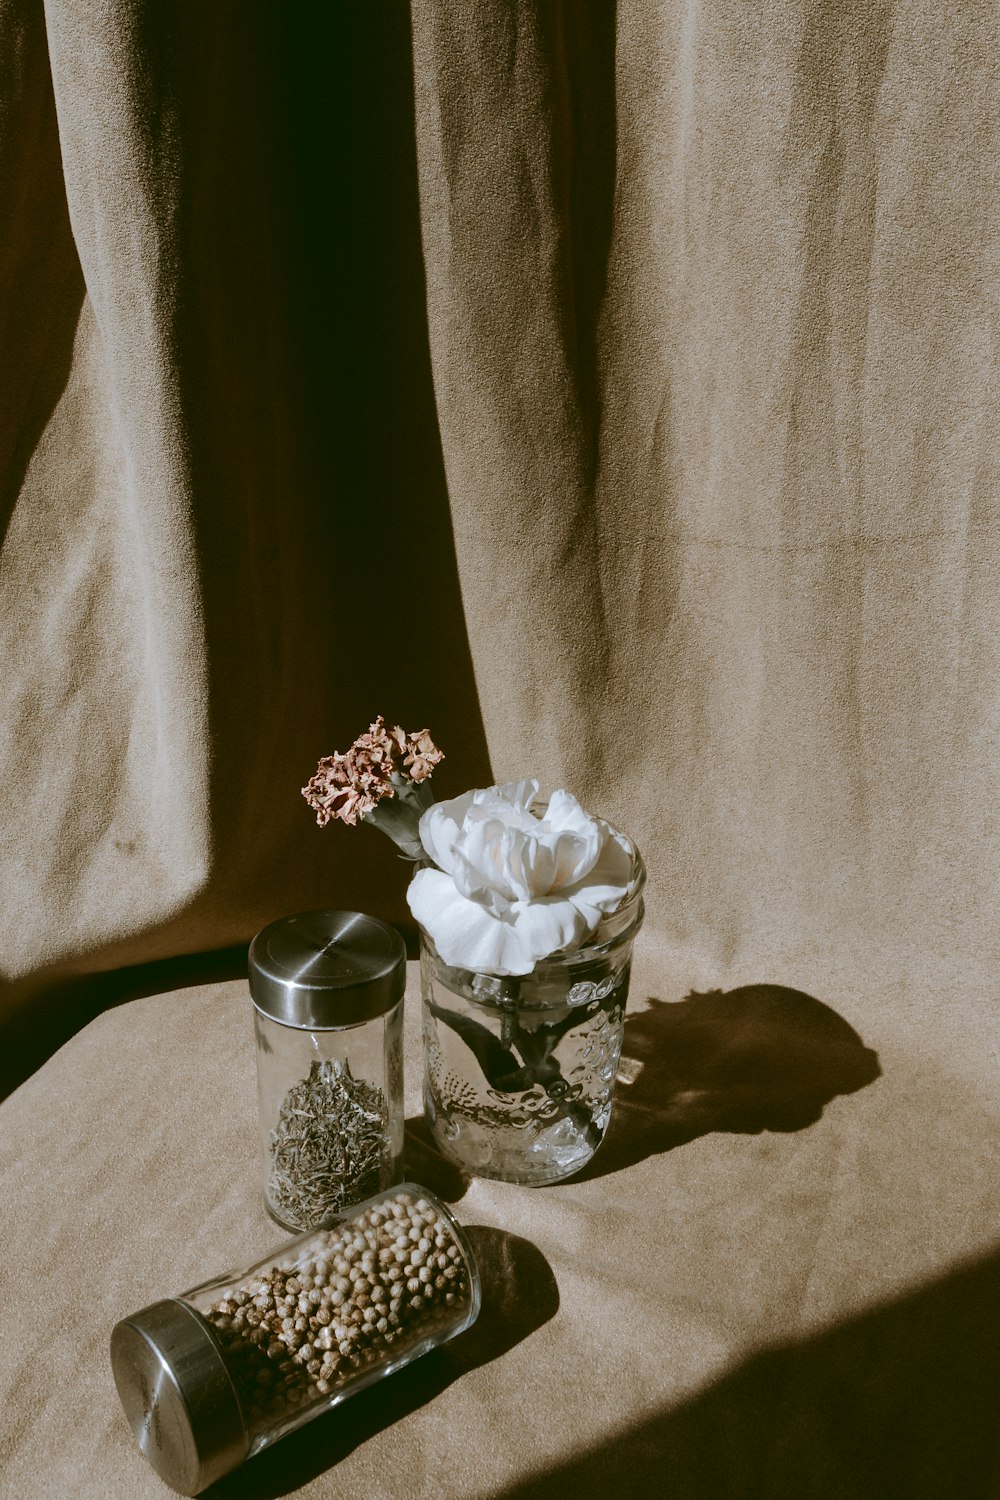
xmin=0 ymin=19 xmax=85 ymax=555
xmin=0 ymin=944 xmax=252 ymax=1104
xmin=160 ymin=0 xmax=496 ymax=921
xmin=205 ymin=1226 xmax=558 ymax=1500
xmin=572 ymin=983 xmax=881 ymax=1181
xmin=403 ymin=1113 xmax=472 ymax=1204
xmin=496 ymin=1247 xmax=1000 ymax=1499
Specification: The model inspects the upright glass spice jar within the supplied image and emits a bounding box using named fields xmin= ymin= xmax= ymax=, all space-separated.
xmin=249 ymin=910 xmax=406 ymax=1231
xmin=110 ymin=1184 xmax=480 ymax=1496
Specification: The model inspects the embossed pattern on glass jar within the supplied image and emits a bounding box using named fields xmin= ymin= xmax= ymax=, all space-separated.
xmin=420 ymin=924 xmax=639 ymax=1185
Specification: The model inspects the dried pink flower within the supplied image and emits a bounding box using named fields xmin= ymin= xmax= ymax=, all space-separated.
xmin=302 ymin=717 xmax=444 ymax=828
xmin=301 ymin=752 xmax=379 ymax=827
xmin=401 ymin=729 xmax=444 ymax=783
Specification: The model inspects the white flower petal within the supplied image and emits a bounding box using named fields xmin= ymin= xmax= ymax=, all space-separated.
xmin=509 ymin=895 xmax=590 ymax=966
xmin=550 ymin=828 xmax=601 ymax=888
xmin=495 ymin=779 xmax=540 ymax=815
xmin=506 ymin=827 xmax=558 ymax=899
xmin=539 ymin=788 xmax=593 ymax=836
xmin=418 ymin=791 xmax=477 ymax=874
xmin=407 ymin=868 xmax=535 ymax=975
xmin=564 ymin=828 xmax=634 ymax=928
xmin=449 ymin=843 xmax=513 ymax=916
xmin=449 ymin=816 xmax=510 ymax=898
xmin=537 ymin=790 xmax=603 ymax=884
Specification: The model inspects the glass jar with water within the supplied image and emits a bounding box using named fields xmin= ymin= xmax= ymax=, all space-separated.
xmin=418 ymin=843 xmax=645 ymax=1184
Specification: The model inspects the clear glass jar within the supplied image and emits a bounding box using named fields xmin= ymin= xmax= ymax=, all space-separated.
xmin=110 ymin=1184 xmax=480 ymax=1496
xmin=249 ymin=910 xmax=406 ymax=1231
xmin=420 ymin=843 xmax=646 ymax=1185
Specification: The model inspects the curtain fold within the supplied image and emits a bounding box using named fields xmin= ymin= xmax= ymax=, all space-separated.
xmin=0 ymin=0 xmax=494 ymax=1024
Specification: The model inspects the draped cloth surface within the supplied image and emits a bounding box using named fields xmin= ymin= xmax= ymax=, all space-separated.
xmin=1 ymin=2 xmax=998 ymax=1497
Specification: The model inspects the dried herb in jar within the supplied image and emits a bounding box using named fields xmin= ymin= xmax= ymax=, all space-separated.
xmin=268 ymin=1058 xmax=389 ymax=1229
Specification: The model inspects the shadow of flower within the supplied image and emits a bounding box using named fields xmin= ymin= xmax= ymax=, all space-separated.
xmin=207 ymin=1227 xmax=558 ymax=1498
xmin=573 ymin=983 xmax=881 ymax=1181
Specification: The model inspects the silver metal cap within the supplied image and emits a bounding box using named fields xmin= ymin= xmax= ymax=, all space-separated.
xmin=110 ymin=1299 xmax=248 ymax=1496
xmin=248 ymin=909 xmax=407 ymax=1029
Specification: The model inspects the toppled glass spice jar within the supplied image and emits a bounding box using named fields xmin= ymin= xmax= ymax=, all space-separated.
xmin=110 ymin=1185 xmax=480 ymax=1496
xmin=249 ymin=910 xmax=406 ymax=1229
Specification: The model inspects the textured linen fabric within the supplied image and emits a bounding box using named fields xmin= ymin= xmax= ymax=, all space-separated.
xmin=0 ymin=0 xmax=493 ymax=1034
xmin=1 ymin=1 xmax=999 ymax=1495
xmin=0 ymin=965 xmax=997 ymax=1500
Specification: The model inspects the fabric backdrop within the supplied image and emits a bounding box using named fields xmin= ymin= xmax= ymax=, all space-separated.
xmin=1 ymin=1 xmax=998 ymax=1493
xmin=5 ymin=0 xmax=997 ymax=1052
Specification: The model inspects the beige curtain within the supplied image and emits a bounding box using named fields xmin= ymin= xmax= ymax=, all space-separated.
xmin=2 ymin=5 xmax=999 ymax=1496
xmin=0 ymin=1 xmax=496 ymax=1060
xmin=3 ymin=2 xmax=998 ymax=1050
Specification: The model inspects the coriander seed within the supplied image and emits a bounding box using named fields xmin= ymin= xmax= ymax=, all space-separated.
xmin=111 ymin=1184 xmax=480 ymax=1498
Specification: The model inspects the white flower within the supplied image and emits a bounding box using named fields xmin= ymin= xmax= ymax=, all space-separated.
xmin=406 ymin=780 xmax=633 ymax=976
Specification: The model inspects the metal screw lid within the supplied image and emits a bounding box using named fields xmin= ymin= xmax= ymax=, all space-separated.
xmin=248 ymin=909 xmax=407 ymax=1029
xmin=110 ymin=1299 xmax=248 ymax=1496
